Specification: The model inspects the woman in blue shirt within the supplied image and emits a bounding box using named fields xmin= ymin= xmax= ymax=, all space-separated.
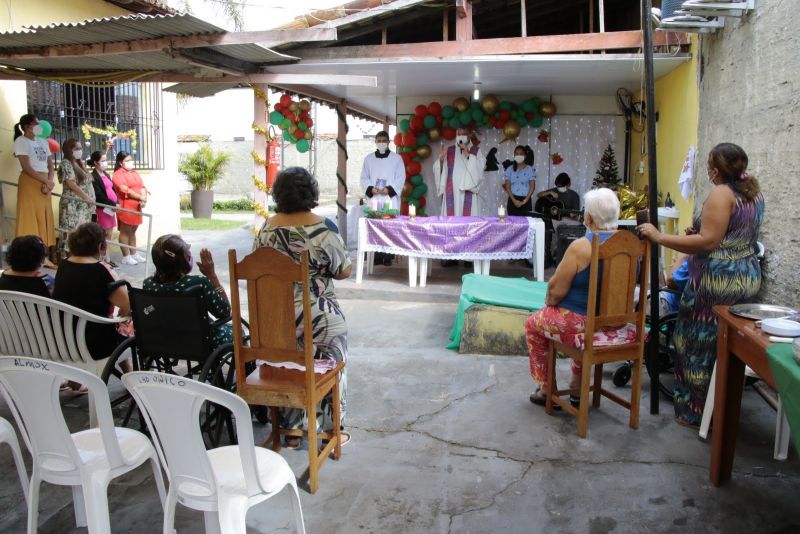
xmin=503 ymin=145 xmax=536 ymax=216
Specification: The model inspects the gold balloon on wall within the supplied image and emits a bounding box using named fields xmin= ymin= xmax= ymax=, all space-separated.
xmin=453 ymin=97 xmax=469 ymax=112
xmin=539 ymin=102 xmax=557 ymax=118
xmin=304 ymin=130 xmax=312 ymax=140
xmin=289 ymin=102 xmax=299 ymax=112
xmin=481 ymin=94 xmax=499 ymax=114
xmin=416 ymin=144 xmax=432 ymax=159
xmin=428 ymin=128 xmax=441 ymax=141
xmin=501 ymin=120 xmax=521 ymax=143
xmin=299 ymin=100 xmax=311 ymax=111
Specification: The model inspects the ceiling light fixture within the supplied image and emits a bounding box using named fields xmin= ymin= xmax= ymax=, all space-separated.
xmin=473 ymin=82 xmax=481 ymax=101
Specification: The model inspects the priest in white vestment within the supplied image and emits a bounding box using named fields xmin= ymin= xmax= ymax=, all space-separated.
xmin=360 ymin=130 xmax=405 ymax=210
xmin=433 ymin=128 xmax=485 ymax=216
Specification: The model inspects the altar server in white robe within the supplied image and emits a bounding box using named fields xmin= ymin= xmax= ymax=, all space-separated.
xmin=360 ymin=130 xmax=405 ymax=210
xmin=433 ymin=127 xmax=485 ymax=216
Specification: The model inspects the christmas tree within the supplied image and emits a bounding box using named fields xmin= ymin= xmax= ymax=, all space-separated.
xmin=595 ymin=144 xmax=621 ymax=189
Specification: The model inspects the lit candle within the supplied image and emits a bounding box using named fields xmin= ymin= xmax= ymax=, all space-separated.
xmin=370 ymin=197 xmax=378 ymax=210
xmin=408 ymin=204 xmax=416 ymax=218
xmin=498 ymin=205 xmax=506 ymax=220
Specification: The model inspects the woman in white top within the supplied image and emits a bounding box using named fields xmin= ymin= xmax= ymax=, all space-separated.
xmin=12 ymin=113 xmax=56 ymax=268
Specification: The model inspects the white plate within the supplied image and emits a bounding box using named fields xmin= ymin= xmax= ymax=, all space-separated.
xmin=761 ymin=318 xmax=800 ymax=338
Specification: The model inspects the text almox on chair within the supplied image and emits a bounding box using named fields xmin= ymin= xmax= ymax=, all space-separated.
xmin=546 ymin=231 xmax=650 ymax=438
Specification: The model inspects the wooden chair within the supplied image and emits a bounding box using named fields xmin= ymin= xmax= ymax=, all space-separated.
xmin=545 ymin=231 xmax=650 ymax=438
xmin=228 ymin=247 xmax=345 ymax=494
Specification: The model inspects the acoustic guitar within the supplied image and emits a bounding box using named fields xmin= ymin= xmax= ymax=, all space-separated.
xmin=533 ymin=197 xmax=583 ymax=221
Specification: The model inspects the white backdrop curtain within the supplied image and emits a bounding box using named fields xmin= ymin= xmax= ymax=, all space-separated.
xmin=424 ymin=115 xmax=621 ymax=216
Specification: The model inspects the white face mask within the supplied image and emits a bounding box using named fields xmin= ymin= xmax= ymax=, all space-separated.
xmin=376 ymin=142 xmax=388 ymax=153
xmin=456 ymin=135 xmax=469 ymax=146
xmin=123 ymin=161 xmax=135 ymax=170
xmin=32 ymin=124 xmax=43 ymax=136
xmin=514 ymin=155 xmax=525 ymax=164
xmin=73 ymin=149 xmax=83 ymax=160
xmin=557 ymin=186 xmax=568 ymax=193
xmin=98 ymin=161 xmax=108 ymax=170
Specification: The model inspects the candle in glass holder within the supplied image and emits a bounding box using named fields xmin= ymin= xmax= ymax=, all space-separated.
xmin=498 ymin=205 xmax=506 ymax=221
xmin=408 ymin=204 xmax=416 ymax=218
xmin=370 ymin=197 xmax=378 ymax=210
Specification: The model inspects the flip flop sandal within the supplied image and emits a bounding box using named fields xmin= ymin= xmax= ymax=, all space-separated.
xmin=529 ymin=388 xmax=561 ymax=410
xmin=284 ymin=436 xmax=302 ymax=449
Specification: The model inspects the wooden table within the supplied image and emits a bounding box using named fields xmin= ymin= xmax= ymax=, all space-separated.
xmin=710 ymin=305 xmax=775 ymax=485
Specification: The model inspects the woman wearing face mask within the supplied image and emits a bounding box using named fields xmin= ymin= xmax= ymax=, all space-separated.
xmin=503 ymin=145 xmax=536 ymax=216
xmin=57 ymin=138 xmax=96 ymax=255
xmin=112 ymin=151 xmax=148 ymax=265
xmin=12 ymin=113 xmax=57 ymax=268
xmin=637 ymin=143 xmax=764 ymax=428
xmin=89 ymin=150 xmax=119 ymax=266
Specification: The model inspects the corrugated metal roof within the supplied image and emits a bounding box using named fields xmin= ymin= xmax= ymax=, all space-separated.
xmin=0 ymin=52 xmax=195 ymax=72
xmin=0 ymin=14 xmax=222 ymax=48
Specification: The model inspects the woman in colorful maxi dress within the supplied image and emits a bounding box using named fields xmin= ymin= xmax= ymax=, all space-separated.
xmin=638 ymin=143 xmax=764 ymax=427
xmin=254 ymin=166 xmax=352 ymax=449
xmin=57 ymin=138 xmax=95 ymax=255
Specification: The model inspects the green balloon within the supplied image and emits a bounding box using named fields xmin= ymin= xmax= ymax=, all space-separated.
xmin=531 ymin=97 xmax=542 ymax=108
xmin=442 ymin=105 xmax=455 ymax=118
xmin=521 ymin=99 xmax=536 ymax=113
xmin=529 ymin=114 xmax=544 ymax=128
xmin=458 ymin=111 xmax=471 ymax=125
xmin=297 ymin=122 xmax=308 ymax=132
xmin=285 ymin=131 xmax=296 ymax=143
xmin=269 ymin=111 xmax=284 ymax=125
xmin=37 ymin=119 xmax=52 ymax=138
xmin=410 ymin=174 xmax=423 ymax=185
xmin=470 ymin=101 xmax=482 ymax=112
xmin=399 ymin=118 xmax=410 ymax=133
xmin=416 ymin=133 xmax=429 ymax=146
xmin=499 ymin=100 xmax=513 ymax=111
xmin=280 ymin=118 xmax=291 ymax=129
xmin=412 ymin=183 xmax=428 ymax=198
xmin=407 ymin=198 xmax=419 ymax=207
xmin=471 ymin=109 xmax=484 ymax=122
xmin=296 ymin=139 xmax=310 ymax=153
xmin=423 ymin=114 xmax=436 ymax=129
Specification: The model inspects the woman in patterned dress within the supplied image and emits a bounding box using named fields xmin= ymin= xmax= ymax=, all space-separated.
xmin=254 ymin=166 xmax=352 ymax=449
xmin=57 ymin=138 xmax=95 ymax=255
xmin=638 ymin=143 xmax=764 ymax=427
xmin=143 ymin=234 xmax=232 ymax=350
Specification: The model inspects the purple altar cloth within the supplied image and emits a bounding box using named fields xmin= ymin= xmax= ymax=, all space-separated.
xmin=362 ymin=216 xmax=534 ymax=259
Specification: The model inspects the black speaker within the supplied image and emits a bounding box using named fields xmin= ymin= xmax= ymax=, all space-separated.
xmin=554 ymin=225 xmax=587 ymax=266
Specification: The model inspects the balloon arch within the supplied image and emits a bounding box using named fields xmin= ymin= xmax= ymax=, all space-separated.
xmin=395 ymin=96 xmax=556 ymax=215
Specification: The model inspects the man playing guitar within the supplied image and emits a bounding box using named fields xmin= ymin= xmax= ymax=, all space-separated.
xmin=534 ymin=172 xmax=582 ymax=267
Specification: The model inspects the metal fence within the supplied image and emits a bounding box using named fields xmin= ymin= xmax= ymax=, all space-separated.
xmin=26 ymin=80 xmax=164 ymax=170
xmin=0 ymin=180 xmax=153 ymax=276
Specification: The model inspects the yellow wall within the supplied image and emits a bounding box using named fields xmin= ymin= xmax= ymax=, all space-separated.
xmin=630 ymin=36 xmax=699 ymax=237
xmin=0 ymin=0 xmax=130 ymax=240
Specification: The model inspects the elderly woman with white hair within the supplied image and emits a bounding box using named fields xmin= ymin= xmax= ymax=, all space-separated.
xmin=526 ymin=188 xmax=636 ymax=406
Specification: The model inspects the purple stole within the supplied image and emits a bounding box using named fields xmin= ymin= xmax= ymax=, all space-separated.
xmin=444 ymin=144 xmax=479 ymax=216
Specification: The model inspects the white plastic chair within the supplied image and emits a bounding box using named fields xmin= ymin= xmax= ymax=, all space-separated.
xmin=0 ymin=356 xmax=166 ymax=534
xmin=0 ymin=415 xmax=29 ymax=504
xmin=122 ymin=371 xmax=305 ymax=534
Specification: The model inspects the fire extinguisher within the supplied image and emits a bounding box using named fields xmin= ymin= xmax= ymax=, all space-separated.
xmin=266 ymin=134 xmax=281 ymax=188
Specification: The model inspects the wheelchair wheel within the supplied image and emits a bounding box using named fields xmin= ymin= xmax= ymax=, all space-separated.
xmin=645 ymin=312 xmax=678 ymax=401
xmin=612 ymin=364 xmax=632 ymax=387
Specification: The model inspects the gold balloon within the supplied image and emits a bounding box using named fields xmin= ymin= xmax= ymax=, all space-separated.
xmin=288 ymin=124 xmax=297 ymax=134
xmin=502 ymin=120 xmax=521 ymax=141
xmin=428 ymin=128 xmax=441 ymax=141
xmin=299 ymin=100 xmax=311 ymax=111
xmin=416 ymin=144 xmax=432 ymax=159
xmin=539 ymin=102 xmax=557 ymax=118
xmin=453 ymin=97 xmax=469 ymax=112
xmin=402 ymin=182 xmax=414 ymax=197
xmin=481 ymin=94 xmax=499 ymax=114
xmin=304 ymin=131 xmax=312 ymax=140
xmin=289 ymin=102 xmax=299 ymax=112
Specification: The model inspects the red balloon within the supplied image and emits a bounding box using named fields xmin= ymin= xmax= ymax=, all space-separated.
xmin=406 ymin=160 xmax=421 ymax=176
xmin=418 ymin=196 xmax=427 ymax=209
xmin=305 ymin=118 xmax=314 ymax=128
xmin=428 ymin=102 xmax=442 ymax=116
xmin=401 ymin=200 xmax=409 ymax=216
xmin=274 ymin=103 xmax=282 ymax=112
xmin=500 ymin=110 xmax=512 ymax=121
xmin=415 ymin=104 xmax=428 ymax=118
xmin=279 ymin=94 xmax=292 ymax=107
xmin=400 ymin=152 xmax=413 ymax=165
xmin=47 ymin=137 xmax=60 ymax=153
xmin=436 ymin=115 xmax=443 ymax=127
xmin=409 ymin=116 xmax=424 ymax=132
xmin=442 ymin=127 xmax=457 ymax=141
xmin=402 ymin=132 xmax=417 ymax=148
xmin=394 ymin=133 xmax=404 ymax=147
xmin=525 ymin=112 xmax=534 ymax=120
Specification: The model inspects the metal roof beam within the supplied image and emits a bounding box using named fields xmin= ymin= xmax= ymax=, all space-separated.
xmin=135 ymin=72 xmax=377 ymax=87
xmin=0 ymin=27 xmax=337 ymax=60
xmin=168 ymin=48 xmax=259 ymax=76
xmin=293 ymin=29 xmax=688 ymax=60
xmin=270 ymin=83 xmax=389 ymax=125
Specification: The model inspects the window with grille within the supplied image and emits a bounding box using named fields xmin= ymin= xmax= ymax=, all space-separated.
xmin=26 ymin=81 xmax=164 ymax=170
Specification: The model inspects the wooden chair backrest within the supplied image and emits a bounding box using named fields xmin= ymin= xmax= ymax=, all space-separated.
xmin=228 ymin=248 xmax=314 ymax=383
xmin=585 ymin=231 xmax=650 ymax=343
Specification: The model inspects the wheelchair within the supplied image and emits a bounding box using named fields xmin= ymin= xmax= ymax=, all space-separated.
xmin=612 ymin=289 xmax=679 ymax=401
xmin=101 ymin=282 xmax=259 ymax=448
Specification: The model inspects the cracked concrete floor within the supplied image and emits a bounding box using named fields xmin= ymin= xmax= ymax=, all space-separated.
xmin=1 ymin=226 xmax=799 ymax=533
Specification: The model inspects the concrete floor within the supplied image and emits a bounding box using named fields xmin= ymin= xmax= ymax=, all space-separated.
xmin=1 ymin=222 xmax=799 ymax=533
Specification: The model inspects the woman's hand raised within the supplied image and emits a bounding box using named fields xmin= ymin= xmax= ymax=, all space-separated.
xmin=196 ymin=248 xmax=216 ymax=278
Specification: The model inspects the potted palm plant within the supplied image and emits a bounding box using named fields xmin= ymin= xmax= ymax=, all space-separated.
xmin=179 ymin=144 xmax=231 ymax=218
